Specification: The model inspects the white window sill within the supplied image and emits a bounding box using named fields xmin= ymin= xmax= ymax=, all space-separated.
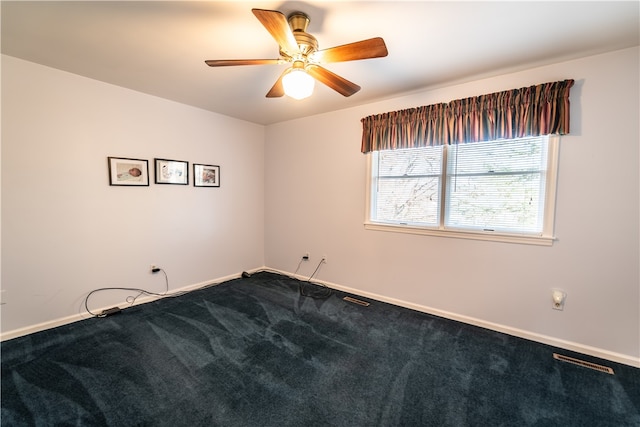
xmin=364 ymin=222 xmax=555 ymax=246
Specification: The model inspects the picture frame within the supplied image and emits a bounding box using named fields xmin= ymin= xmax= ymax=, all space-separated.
xmin=155 ymin=158 xmax=189 ymax=185
xmin=108 ymin=157 xmax=149 ymax=186
xmin=194 ymin=164 xmax=220 ymax=187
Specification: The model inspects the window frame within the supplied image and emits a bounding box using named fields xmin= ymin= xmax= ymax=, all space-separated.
xmin=364 ymin=136 xmax=560 ymax=246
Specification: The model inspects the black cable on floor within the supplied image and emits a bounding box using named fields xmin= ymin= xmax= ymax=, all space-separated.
xmin=299 ymin=258 xmax=332 ymax=299
xmin=84 ymin=268 xmax=176 ymax=317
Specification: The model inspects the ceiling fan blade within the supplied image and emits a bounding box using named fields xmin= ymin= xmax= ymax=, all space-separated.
xmin=252 ymin=8 xmax=300 ymax=57
xmin=306 ymin=64 xmax=361 ymax=97
xmin=205 ymin=59 xmax=281 ymax=67
xmin=266 ymin=71 xmax=286 ymax=98
xmin=312 ymin=37 xmax=388 ymax=63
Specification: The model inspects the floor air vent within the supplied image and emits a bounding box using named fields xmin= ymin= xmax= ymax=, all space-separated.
xmin=343 ymin=296 xmax=370 ymax=307
xmin=553 ymin=353 xmax=614 ymax=374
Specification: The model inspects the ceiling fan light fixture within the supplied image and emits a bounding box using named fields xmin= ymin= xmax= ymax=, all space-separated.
xmin=282 ymin=67 xmax=315 ymax=100
xmin=206 ymin=9 xmax=387 ymax=99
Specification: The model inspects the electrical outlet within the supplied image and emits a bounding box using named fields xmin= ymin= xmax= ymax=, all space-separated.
xmin=303 ymin=252 xmax=310 ymax=260
xmin=322 ymin=254 xmax=328 ymax=263
xmin=150 ymin=264 xmax=157 ymax=272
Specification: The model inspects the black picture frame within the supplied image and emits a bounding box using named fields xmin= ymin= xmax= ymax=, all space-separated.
xmin=155 ymin=158 xmax=189 ymax=185
xmin=193 ymin=164 xmax=220 ymax=187
xmin=108 ymin=157 xmax=150 ymax=186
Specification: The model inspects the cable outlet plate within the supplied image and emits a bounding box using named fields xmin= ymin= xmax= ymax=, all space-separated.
xmin=551 ymin=289 xmax=566 ymax=311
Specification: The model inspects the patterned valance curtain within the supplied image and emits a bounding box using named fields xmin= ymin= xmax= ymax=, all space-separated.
xmin=360 ymin=104 xmax=449 ymax=152
xmin=361 ymin=79 xmax=574 ymax=153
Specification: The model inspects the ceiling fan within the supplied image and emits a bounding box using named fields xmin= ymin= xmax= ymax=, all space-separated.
xmin=205 ymin=8 xmax=388 ymax=99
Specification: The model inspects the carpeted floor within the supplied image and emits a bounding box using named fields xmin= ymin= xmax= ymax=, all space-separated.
xmin=2 ymin=271 xmax=639 ymax=426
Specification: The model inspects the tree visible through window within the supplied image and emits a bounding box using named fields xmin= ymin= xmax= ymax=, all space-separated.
xmin=369 ymin=136 xmax=555 ymax=239
xmin=374 ymin=146 xmax=443 ymax=227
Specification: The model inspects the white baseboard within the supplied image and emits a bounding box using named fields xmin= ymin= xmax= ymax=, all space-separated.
xmin=275 ymin=268 xmax=640 ymax=369
xmin=3 ymin=267 xmax=639 ymax=369
xmin=0 ymin=271 xmax=243 ymax=342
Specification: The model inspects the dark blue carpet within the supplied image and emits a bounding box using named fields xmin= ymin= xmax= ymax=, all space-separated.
xmin=2 ymin=272 xmax=639 ymax=426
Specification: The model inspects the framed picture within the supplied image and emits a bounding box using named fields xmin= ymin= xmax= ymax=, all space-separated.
xmin=194 ymin=164 xmax=220 ymax=187
xmin=155 ymin=158 xmax=189 ymax=185
xmin=108 ymin=157 xmax=149 ymax=186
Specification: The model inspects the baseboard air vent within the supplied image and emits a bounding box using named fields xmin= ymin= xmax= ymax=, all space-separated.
xmin=553 ymin=353 xmax=614 ymax=375
xmin=343 ymin=296 xmax=370 ymax=307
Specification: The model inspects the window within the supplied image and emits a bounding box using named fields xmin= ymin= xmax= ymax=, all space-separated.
xmin=366 ymin=136 xmax=558 ymax=245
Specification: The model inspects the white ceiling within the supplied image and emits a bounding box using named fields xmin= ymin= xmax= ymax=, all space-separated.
xmin=2 ymin=1 xmax=638 ymax=125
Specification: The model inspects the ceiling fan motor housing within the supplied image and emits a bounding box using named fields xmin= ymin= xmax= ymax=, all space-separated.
xmin=287 ymin=12 xmax=318 ymax=58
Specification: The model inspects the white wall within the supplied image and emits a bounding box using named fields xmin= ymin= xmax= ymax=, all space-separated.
xmin=1 ymin=55 xmax=265 ymax=335
xmin=264 ymin=47 xmax=640 ymax=366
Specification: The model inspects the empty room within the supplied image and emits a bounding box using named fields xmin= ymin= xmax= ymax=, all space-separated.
xmin=2 ymin=1 xmax=639 ymax=426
